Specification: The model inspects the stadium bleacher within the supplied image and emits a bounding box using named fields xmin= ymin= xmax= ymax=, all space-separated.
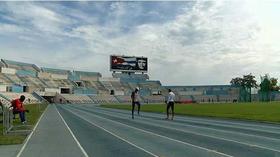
xmin=91 ymin=81 xmax=108 ymax=94
xmin=0 ymin=92 xmax=40 ymax=104
xmin=100 ymin=81 xmax=114 ymax=90
xmin=115 ymin=95 xmax=133 ymax=103
xmin=41 ymin=67 xmax=70 ymax=75
xmin=0 ymin=58 xmax=243 ymax=105
xmin=2 ymin=59 xmax=39 ymax=77
xmin=39 ymin=78 xmax=59 ymax=88
xmin=4 ymin=74 xmax=24 ymax=85
xmin=0 ymin=73 xmax=13 ymax=84
xmin=20 ymin=76 xmax=47 ymax=88
xmin=60 ymin=94 xmax=94 ymax=104
xmin=110 ymin=81 xmax=124 ymax=91
xmin=89 ymin=95 xmax=119 ymax=104
xmin=142 ymin=95 xmax=165 ymax=103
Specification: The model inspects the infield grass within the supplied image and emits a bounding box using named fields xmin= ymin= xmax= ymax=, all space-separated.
xmin=101 ymin=102 xmax=280 ymax=123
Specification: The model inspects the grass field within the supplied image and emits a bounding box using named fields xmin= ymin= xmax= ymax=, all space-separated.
xmin=0 ymin=103 xmax=48 ymax=145
xmin=101 ymin=102 xmax=280 ymax=123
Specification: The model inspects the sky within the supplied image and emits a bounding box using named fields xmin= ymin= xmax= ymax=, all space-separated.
xmin=0 ymin=1 xmax=280 ymax=86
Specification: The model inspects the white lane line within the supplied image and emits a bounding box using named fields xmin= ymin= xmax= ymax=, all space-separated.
xmin=16 ymin=105 xmax=49 ymax=157
xmin=55 ymin=105 xmax=89 ymax=157
xmin=61 ymin=106 xmax=159 ymax=157
xmin=66 ymin=106 xmax=233 ymax=157
xmin=91 ymin=107 xmax=280 ymax=153
xmin=93 ymin=106 xmax=280 ymax=142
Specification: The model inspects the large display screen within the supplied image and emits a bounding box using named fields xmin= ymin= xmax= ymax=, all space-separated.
xmin=110 ymin=55 xmax=148 ymax=72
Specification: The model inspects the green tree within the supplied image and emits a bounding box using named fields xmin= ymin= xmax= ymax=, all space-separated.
xmin=230 ymin=73 xmax=257 ymax=102
xmin=259 ymin=75 xmax=279 ymax=101
xmin=270 ymin=78 xmax=279 ymax=91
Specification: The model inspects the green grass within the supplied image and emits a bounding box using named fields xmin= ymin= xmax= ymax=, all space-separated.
xmin=0 ymin=103 xmax=48 ymax=145
xmin=101 ymin=102 xmax=280 ymax=123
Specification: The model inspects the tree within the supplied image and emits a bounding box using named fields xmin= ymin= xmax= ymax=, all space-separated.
xmin=243 ymin=74 xmax=258 ymax=89
xmin=259 ymin=75 xmax=279 ymax=101
xmin=270 ymin=78 xmax=279 ymax=91
xmin=230 ymin=77 xmax=243 ymax=86
xmin=230 ymin=73 xmax=258 ymax=102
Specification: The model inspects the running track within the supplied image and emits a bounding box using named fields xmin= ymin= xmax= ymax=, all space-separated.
xmin=19 ymin=104 xmax=280 ymax=157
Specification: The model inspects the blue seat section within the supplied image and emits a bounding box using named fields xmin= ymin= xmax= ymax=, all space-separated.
xmin=16 ymin=70 xmax=37 ymax=77
xmin=69 ymin=73 xmax=80 ymax=81
xmin=139 ymin=89 xmax=151 ymax=96
xmin=12 ymin=85 xmax=23 ymax=93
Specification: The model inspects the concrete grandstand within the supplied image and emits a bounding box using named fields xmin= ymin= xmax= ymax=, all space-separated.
xmin=0 ymin=59 xmax=242 ymax=104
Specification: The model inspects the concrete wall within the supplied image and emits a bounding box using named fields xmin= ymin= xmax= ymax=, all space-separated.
xmin=45 ymin=88 xmax=60 ymax=93
xmin=0 ymin=67 xmax=16 ymax=74
xmin=51 ymin=74 xmax=68 ymax=79
xmin=38 ymin=72 xmax=51 ymax=78
xmin=80 ymin=75 xmax=99 ymax=81
xmin=114 ymin=90 xmax=124 ymax=95
xmin=0 ymin=85 xmax=6 ymax=92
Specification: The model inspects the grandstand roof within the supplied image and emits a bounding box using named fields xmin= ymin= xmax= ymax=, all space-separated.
xmin=2 ymin=59 xmax=39 ymax=72
xmin=0 ymin=60 xmax=6 ymax=67
xmin=2 ymin=59 xmax=34 ymax=67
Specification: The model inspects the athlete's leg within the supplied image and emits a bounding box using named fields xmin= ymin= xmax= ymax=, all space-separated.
xmin=132 ymin=102 xmax=135 ymax=119
xmin=137 ymin=102 xmax=141 ymax=115
xmin=171 ymin=102 xmax=174 ymax=120
xmin=166 ymin=103 xmax=170 ymax=119
xmin=19 ymin=111 xmax=26 ymax=123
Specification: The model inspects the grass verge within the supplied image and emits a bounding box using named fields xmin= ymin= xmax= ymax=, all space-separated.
xmin=101 ymin=102 xmax=280 ymax=123
xmin=0 ymin=103 xmax=48 ymax=145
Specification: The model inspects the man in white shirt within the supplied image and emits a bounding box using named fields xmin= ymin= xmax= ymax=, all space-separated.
xmin=166 ymin=89 xmax=175 ymax=120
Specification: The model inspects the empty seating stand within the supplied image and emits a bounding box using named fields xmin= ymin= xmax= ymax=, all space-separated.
xmin=1 ymin=92 xmax=40 ymax=104
xmin=60 ymin=94 xmax=94 ymax=104
xmin=89 ymin=95 xmax=119 ymax=104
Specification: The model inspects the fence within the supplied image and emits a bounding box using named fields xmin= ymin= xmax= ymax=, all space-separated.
xmin=2 ymin=105 xmax=13 ymax=135
xmin=2 ymin=102 xmax=37 ymax=135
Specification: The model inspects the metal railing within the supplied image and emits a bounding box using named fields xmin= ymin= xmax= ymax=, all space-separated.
xmin=2 ymin=105 xmax=13 ymax=135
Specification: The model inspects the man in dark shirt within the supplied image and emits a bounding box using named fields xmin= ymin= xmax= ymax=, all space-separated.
xmin=131 ymin=87 xmax=141 ymax=119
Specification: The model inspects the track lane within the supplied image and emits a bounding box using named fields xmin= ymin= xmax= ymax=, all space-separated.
xmin=74 ymin=105 xmax=280 ymax=151
xmin=67 ymin=104 xmax=280 ymax=157
xmin=57 ymin=105 xmax=155 ymax=157
xmin=96 ymin=105 xmax=280 ymax=139
xmin=60 ymin=105 xmax=232 ymax=157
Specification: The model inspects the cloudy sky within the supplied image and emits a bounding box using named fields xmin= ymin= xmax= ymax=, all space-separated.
xmin=0 ymin=1 xmax=279 ymax=85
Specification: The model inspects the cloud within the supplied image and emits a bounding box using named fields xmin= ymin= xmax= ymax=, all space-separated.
xmin=0 ymin=1 xmax=279 ymax=85
xmin=0 ymin=23 xmax=25 ymax=33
